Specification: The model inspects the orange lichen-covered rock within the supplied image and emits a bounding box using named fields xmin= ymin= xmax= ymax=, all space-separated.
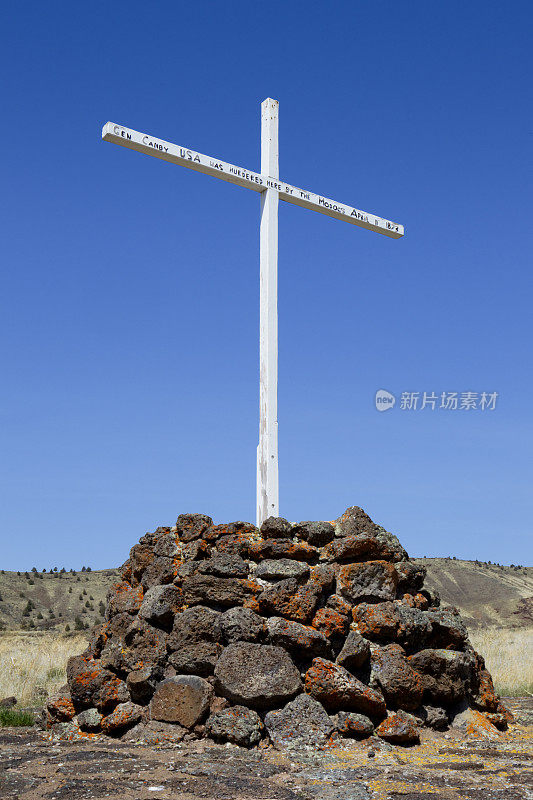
xmin=470 ymin=651 xmax=500 ymax=712
xmin=353 ymin=601 xmax=400 ymax=641
xmin=267 ymin=616 xmax=331 ymax=657
xmin=304 ymin=657 xmax=386 ymax=718
xmin=375 ymin=710 xmax=420 ymax=744
xmin=312 ymin=607 xmax=350 ymax=640
xmin=106 ymin=582 xmax=143 ymax=617
xmin=45 ymin=686 xmax=76 ymax=726
xmin=257 ymin=579 xmax=322 ymax=624
xmin=66 ymin=654 xmax=127 ymax=711
xmin=100 ymin=701 xmax=142 ymax=735
xmin=371 ymin=644 xmax=424 ymax=712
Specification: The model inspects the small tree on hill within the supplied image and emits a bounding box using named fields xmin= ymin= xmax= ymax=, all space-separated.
xmin=74 ymin=616 xmax=84 ymax=631
xmin=65 ymin=624 xmax=70 ymax=632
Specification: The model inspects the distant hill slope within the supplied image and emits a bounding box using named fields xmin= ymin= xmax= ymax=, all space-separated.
xmin=0 ymin=559 xmax=531 ymax=632
xmin=0 ymin=568 xmax=119 ymax=632
xmin=415 ymin=558 xmax=533 ymax=629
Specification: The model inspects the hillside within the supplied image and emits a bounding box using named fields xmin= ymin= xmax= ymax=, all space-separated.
xmin=0 ymin=558 xmax=531 ymax=632
xmin=416 ymin=557 xmax=533 ymax=629
xmin=0 ymin=568 xmax=119 ymax=632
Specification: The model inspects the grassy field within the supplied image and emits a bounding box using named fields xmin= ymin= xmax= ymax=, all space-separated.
xmin=0 ymin=631 xmax=88 ymax=705
xmin=0 ymin=627 xmax=531 ymax=708
xmin=469 ymin=627 xmax=533 ymax=696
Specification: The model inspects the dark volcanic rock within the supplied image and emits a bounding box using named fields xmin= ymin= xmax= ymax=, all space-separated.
xmin=175 ymin=513 xmax=213 ymax=542
xmin=292 ymin=520 xmax=335 ymax=547
xmin=255 ymin=558 xmax=310 ymax=582
xmin=408 ymin=648 xmax=476 ymax=706
xmin=370 ymin=644 xmax=424 ymax=711
xmin=214 ymin=642 xmax=302 ymax=709
xmin=264 ymin=693 xmax=334 ymax=748
xmin=56 ymin=503 xmax=509 ymax=748
xmin=267 ymin=616 xmax=331 ymax=658
xmin=336 ymin=631 xmax=371 ymax=670
xmin=138 ymin=584 xmax=183 ymax=629
xmin=221 ymin=607 xmax=267 ymax=643
xmin=260 ymin=516 xmax=292 ymax=538
xmin=206 ymin=705 xmax=264 ymax=746
xmin=337 ymin=561 xmax=398 ymax=604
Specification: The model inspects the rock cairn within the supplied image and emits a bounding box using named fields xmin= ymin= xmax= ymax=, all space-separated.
xmin=47 ymin=507 xmax=512 ymax=747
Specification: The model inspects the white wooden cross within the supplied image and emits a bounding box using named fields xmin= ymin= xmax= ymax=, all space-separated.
xmin=102 ymin=98 xmax=404 ymax=527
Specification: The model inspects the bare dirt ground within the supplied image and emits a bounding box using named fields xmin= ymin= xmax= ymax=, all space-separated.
xmin=1 ymin=698 xmax=531 ymax=800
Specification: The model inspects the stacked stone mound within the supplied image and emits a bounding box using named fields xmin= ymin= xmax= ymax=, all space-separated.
xmin=47 ymin=507 xmax=513 ymax=747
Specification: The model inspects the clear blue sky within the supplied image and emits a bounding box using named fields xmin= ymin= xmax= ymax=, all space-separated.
xmin=1 ymin=1 xmax=531 ymax=570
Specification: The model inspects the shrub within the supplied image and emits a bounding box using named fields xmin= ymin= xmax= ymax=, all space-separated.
xmin=31 ymin=567 xmax=37 ymax=573
xmin=74 ymin=616 xmax=84 ymax=631
xmin=19 ymin=593 xmax=25 ymax=598
xmin=65 ymin=624 xmax=70 ymax=632
xmin=0 ymin=592 xmax=3 ymax=601
xmin=22 ymin=602 xmax=32 ymax=617
xmin=68 ymin=587 xmax=72 ymax=594
xmin=37 ymin=612 xmax=43 ymax=619
xmin=28 ymin=579 xmax=34 ymax=585
xmin=85 ymin=601 xmax=90 ymax=608
xmin=86 ymin=567 xmax=91 ymax=572
xmin=0 ymin=708 xmax=35 ymax=727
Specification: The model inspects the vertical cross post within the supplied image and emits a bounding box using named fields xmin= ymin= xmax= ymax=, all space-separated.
xmin=257 ymin=98 xmax=279 ymax=527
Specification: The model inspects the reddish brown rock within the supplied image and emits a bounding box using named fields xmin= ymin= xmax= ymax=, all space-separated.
xmin=375 ymin=710 xmax=420 ymax=744
xmin=67 ymin=654 xmax=126 ymax=711
xmin=395 ymin=561 xmax=426 ymax=595
xmin=470 ymin=651 xmax=500 ymax=712
xmin=129 ymin=541 xmax=156 ymax=584
xmin=304 ymin=657 xmax=386 ymax=718
xmin=150 ymin=675 xmax=213 ymax=728
xmin=309 ymin=564 xmax=336 ymax=592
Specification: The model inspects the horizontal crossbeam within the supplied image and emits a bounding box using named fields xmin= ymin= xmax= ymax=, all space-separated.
xmin=102 ymin=123 xmax=404 ymax=239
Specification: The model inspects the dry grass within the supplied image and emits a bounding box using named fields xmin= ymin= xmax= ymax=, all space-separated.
xmin=0 ymin=631 xmax=87 ymax=705
xmin=469 ymin=627 xmax=533 ymax=696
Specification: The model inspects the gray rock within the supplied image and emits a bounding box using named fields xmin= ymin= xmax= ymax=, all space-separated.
xmin=138 ymin=584 xmax=182 ymax=630
xmin=336 ymin=631 xmax=370 ymax=671
xmin=214 ymin=642 xmax=302 ymax=709
xmin=205 ymin=705 xmax=264 ymax=747
xmin=196 ymin=554 xmax=249 ymax=578
xmin=169 ymin=642 xmax=223 ymax=676
xmin=260 ymin=516 xmax=292 ymax=538
xmin=264 ymin=693 xmax=334 ymax=748
xmin=126 ymin=668 xmax=158 ymax=704
xmin=408 ymin=648 xmax=476 ymax=706
xmin=337 ymin=561 xmax=398 ymax=604
xmin=335 ymin=711 xmax=374 ymax=738
xmin=422 ymin=704 xmax=449 ymax=730
xmin=255 ymin=558 xmax=310 ymax=582
xmin=370 ymin=644 xmax=423 ymax=712
xmin=267 ymin=617 xmax=331 ymax=657
xmin=181 ymin=573 xmax=261 ymax=608
xmin=292 ymin=521 xmax=335 ymax=547
xmin=176 ymin=513 xmax=213 ymax=542
xmin=168 ymin=606 xmax=224 ymax=674
xmin=221 ymin=607 xmax=267 ymax=644
xmin=77 ymin=708 xmax=103 ymax=732
xmin=150 ymin=675 xmax=213 ymax=728
xmin=395 ymin=561 xmax=426 ymax=595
